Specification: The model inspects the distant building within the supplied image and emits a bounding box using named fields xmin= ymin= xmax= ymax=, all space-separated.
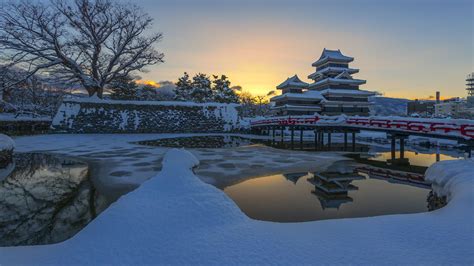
xmin=467 ymin=72 xmax=474 ymax=108
xmin=270 ymin=49 xmax=375 ymax=116
xmin=435 ymin=98 xmax=466 ymax=117
xmin=407 ymin=99 xmax=435 ymax=117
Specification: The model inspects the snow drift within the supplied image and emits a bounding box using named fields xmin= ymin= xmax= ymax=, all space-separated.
xmin=0 ymin=134 xmax=14 ymax=165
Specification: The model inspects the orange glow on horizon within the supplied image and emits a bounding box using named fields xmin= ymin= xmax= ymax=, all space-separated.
xmin=136 ymin=80 xmax=160 ymax=87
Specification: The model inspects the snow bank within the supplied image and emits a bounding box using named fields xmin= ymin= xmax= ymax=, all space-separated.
xmin=0 ymin=113 xmax=52 ymax=122
xmin=0 ymin=134 xmax=14 ymax=151
xmin=425 ymin=159 xmax=474 ymax=201
xmin=0 ymin=150 xmax=473 ymax=264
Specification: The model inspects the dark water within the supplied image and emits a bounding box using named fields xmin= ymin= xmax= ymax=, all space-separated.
xmin=0 ymin=153 xmax=114 ymax=247
xmin=224 ymin=160 xmax=444 ymax=222
xmin=138 ymin=135 xmax=257 ymax=148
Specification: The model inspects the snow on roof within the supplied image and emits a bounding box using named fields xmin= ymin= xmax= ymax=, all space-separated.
xmin=334 ymin=71 xmax=353 ymax=80
xmin=272 ymin=104 xmax=322 ymax=110
xmin=320 ymin=89 xmax=376 ymax=96
xmin=312 ymin=49 xmax=354 ymax=66
xmin=271 ymin=90 xmax=324 ymax=101
xmin=309 ymin=77 xmax=366 ymax=88
xmin=276 ymin=75 xmax=309 ymax=89
xmin=308 ymin=67 xmax=359 ymax=80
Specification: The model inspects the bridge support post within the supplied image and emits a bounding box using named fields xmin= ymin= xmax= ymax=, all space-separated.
xmin=280 ymin=127 xmax=284 ymax=145
xmin=300 ymin=128 xmax=304 ymax=150
xmin=320 ymin=132 xmax=325 ymax=150
xmin=272 ymin=126 xmax=276 ymax=145
xmin=400 ymin=137 xmax=405 ymax=159
xmin=314 ymin=130 xmax=318 ymax=151
xmin=290 ymin=126 xmax=295 ymax=150
xmin=391 ymin=136 xmax=396 ymax=160
xmin=352 ymin=132 xmax=356 ymax=152
xmin=328 ymin=131 xmax=332 ymax=150
xmin=344 ymin=131 xmax=348 ymax=151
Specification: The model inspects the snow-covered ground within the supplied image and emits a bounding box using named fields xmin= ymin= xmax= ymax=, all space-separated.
xmin=0 ymin=143 xmax=473 ymax=264
xmin=0 ymin=134 xmax=14 ymax=152
xmin=0 ymin=113 xmax=52 ymax=121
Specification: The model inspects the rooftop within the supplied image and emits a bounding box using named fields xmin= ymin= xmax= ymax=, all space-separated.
xmin=312 ymin=49 xmax=354 ymax=67
xmin=320 ymin=89 xmax=376 ymax=96
xmin=276 ymin=75 xmax=309 ymax=89
xmin=309 ymin=77 xmax=366 ymax=88
xmin=271 ymin=90 xmax=324 ymax=101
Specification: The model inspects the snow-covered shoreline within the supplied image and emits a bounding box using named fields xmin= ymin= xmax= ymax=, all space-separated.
xmin=0 ymin=146 xmax=473 ymax=265
xmin=0 ymin=134 xmax=15 ymax=152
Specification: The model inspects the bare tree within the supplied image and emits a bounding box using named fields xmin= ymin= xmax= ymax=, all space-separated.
xmin=0 ymin=0 xmax=164 ymax=98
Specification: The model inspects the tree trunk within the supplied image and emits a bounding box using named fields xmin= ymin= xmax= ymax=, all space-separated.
xmin=85 ymin=86 xmax=103 ymax=99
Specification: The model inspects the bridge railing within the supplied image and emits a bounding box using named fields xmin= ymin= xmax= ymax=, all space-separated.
xmin=250 ymin=115 xmax=474 ymax=140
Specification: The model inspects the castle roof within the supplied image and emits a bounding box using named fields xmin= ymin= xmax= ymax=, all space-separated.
xmin=312 ymin=49 xmax=354 ymax=67
xmin=270 ymin=90 xmax=324 ymax=101
xmin=276 ymin=75 xmax=309 ymax=89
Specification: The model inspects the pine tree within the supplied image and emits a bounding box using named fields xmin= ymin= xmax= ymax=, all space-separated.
xmin=138 ymin=84 xmax=158 ymax=101
xmin=110 ymin=77 xmax=138 ymax=100
xmin=190 ymin=73 xmax=213 ymax=103
xmin=174 ymin=72 xmax=193 ymax=101
xmin=212 ymin=75 xmax=239 ymax=103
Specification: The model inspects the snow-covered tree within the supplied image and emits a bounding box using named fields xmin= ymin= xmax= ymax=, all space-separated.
xmin=174 ymin=72 xmax=193 ymax=101
xmin=190 ymin=73 xmax=213 ymax=103
xmin=212 ymin=75 xmax=239 ymax=103
xmin=110 ymin=77 xmax=138 ymax=100
xmin=174 ymin=72 xmax=213 ymax=103
xmin=138 ymin=84 xmax=158 ymax=101
xmin=0 ymin=0 xmax=164 ymax=98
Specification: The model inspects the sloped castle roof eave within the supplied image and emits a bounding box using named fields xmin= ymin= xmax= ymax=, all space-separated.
xmin=312 ymin=49 xmax=354 ymax=67
xmin=308 ymin=78 xmax=367 ymax=88
xmin=276 ymin=74 xmax=309 ymax=89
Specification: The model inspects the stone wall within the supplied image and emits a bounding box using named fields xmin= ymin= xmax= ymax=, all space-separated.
xmin=51 ymin=99 xmax=243 ymax=133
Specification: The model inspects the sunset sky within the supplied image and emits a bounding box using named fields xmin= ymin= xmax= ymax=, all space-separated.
xmin=139 ymin=0 xmax=473 ymax=99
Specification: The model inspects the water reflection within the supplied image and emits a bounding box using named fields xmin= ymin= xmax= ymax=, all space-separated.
xmin=0 ymin=153 xmax=108 ymax=246
xmin=224 ymin=160 xmax=443 ymax=223
xmin=369 ymin=150 xmax=462 ymax=167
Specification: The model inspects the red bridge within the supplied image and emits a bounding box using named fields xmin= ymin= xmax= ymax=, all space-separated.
xmin=250 ymin=115 xmax=474 ymax=141
xmin=250 ymin=115 xmax=474 ymax=157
